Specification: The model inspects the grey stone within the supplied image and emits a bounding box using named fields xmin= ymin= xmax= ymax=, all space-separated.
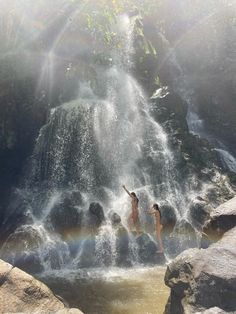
xmin=56 ymin=309 xmax=84 ymax=314
xmin=115 ymin=225 xmax=131 ymax=267
xmin=136 ymin=233 xmax=165 ymax=265
xmin=50 ymin=197 xmax=83 ymax=238
xmin=189 ymin=197 xmax=212 ymax=230
xmin=87 ymin=202 xmax=105 ymax=232
xmin=0 ymin=259 xmax=83 ymax=313
xmin=166 ymin=219 xmax=198 ymax=257
xmin=164 ymin=227 xmax=236 ymax=313
xmin=204 ymin=195 xmax=236 ymax=241
xmin=109 ymin=211 xmax=122 ymax=226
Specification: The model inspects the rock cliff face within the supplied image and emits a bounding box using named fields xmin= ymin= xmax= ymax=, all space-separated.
xmin=164 ymin=196 xmax=236 ymax=314
xmin=0 ymin=259 xmax=83 ymax=314
xmin=161 ymin=1 xmax=236 ymax=159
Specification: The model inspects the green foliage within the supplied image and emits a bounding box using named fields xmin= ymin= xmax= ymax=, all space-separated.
xmin=83 ymin=0 xmax=162 ymax=51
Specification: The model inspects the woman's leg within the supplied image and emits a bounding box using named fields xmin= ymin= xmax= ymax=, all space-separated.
xmin=134 ymin=217 xmax=142 ymax=234
xmin=156 ymin=224 xmax=164 ymax=252
xmin=128 ymin=213 xmax=133 ymax=230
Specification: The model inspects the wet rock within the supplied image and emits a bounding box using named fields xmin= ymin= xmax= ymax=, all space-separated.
xmin=50 ymin=197 xmax=83 ymax=238
xmin=1 ymin=225 xmax=44 ymax=273
xmin=200 ymin=233 xmax=213 ymax=250
xmin=68 ymin=190 xmax=83 ymax=206
xmin=0 ymin=191 xmax=34 ymax=247
xmin=115 ymin=226 xmax=131 ymax=267
xmin=109 ymin=211 xmax=122 ymax=226
xmin=136 ymin=233 xmax=165 ymax=265
xmin=160 ymin=203 xmax=177 ymax=233
xmin=164 ymin=227 xmax=236 ymax=313
xmin=87 ymin=203 xmax=105 ymax=232
xmin=146 ymin=204 xmax=177 ymax=255
xmin=56 ymin=309 xmax=84 ymax=314
xmin=166 ymin=219 xmax=198 ymax=257
xmin=0 ymin=259 xmax=83 ymax=313
xmin=0 ymin=225 xmax=68 ymax=273
xmin=203 ymin=195 xmax=236 ymax=241
xmin=189 ymin=197 xmax=212 ymax=230
xmin=14 ymin=253 xmax=44 ymax=274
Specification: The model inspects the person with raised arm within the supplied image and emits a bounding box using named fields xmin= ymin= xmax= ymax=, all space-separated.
xmin=147 ymin=203 xmax=164 ymax=253
xmin=122 ymin=185 xmax=141 ymax=234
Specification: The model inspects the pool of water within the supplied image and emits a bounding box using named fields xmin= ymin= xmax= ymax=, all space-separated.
xmin=39 ymin=266 xmax=169 ymax=314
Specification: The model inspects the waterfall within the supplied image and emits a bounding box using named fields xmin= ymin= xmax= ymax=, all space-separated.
xmin=1 ymin=14 xmax=212 ymax=271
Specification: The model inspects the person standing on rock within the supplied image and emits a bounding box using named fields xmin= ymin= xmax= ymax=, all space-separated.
xmin=147 ymin=204 xmax=164 ymax=253
xmin=122 ymin=185 xmax=141 ymax=234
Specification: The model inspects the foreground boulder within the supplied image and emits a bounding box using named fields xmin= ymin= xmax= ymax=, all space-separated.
xmin=203 ymin=195 xmax=236 ymax=241
xmin=164 ymin=227 xmax=236 ymax=313
xmin=0 ymin=259 xmax=83 ymax=314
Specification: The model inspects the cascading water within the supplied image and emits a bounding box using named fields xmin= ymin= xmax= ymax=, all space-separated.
xmin=1 ymin=14 xmax=214 ymax=271
xmin=177 ymin=74 xmax=236 ymax=174
xmin=165 ymin=28 xmax=236 ymax=175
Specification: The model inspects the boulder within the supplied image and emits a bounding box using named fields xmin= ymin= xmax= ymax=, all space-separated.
xmin=87 ymin=203 xmax=105 ymax=232
xmin=203 ymin=195 xmax=236 ymax=241
xmin=50 ymin=197 xmax=83 ymax=238
xmin=164 ymin=227 xmax=236 ymax=313
xmin=0 ymin=259 xmax=83 ymax=314
xmin=160 ymin=204 xmax=177 ymax=253
xmin=0 ymin=190 xmax=34 ymax=247
xmin=1 ymin=225 xmax=70 ymax=273
xmin=166 ymin=219 xmax=198 ymax=257
xmin=56 ymin=310 xmax=84 ymax=314
xmin=115 ymin=225 xmax=131 ymax=267
xmin=136 ymin=233 xmax=165 ymax=265
xmin=189 ymin=197 xmax=212 ymax=230
xmin=109 ymin=211 xmax=122 ymax=226
xmin=160 ymin=203 xmax=177 ymax=234
xmin=1 ymin=225 xmax=44 ymax=273
xmin=67 ymin=190 xmax=83 ymax=206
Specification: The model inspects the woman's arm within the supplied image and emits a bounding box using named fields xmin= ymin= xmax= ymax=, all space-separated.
xmin=122 ymin=185 xmax=132 ymax=197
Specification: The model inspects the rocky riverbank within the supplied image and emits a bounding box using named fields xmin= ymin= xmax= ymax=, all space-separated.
xmin=164 ymin=195 xmax=236 ymax=313
xmin=0 ymin=259 xmax=83 ymax=314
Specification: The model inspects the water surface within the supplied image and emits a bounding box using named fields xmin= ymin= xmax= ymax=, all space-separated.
xmin=40 ymin=266 xmax=169 ymax=314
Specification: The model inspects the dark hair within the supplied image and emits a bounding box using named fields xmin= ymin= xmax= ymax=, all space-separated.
xmin=153 ymin=203 xmax=161 ymax=218
xmin=153 ymin=203 xmax=159 ymax=210
xmin=131 ymin=192 xmax=139 ymax=203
